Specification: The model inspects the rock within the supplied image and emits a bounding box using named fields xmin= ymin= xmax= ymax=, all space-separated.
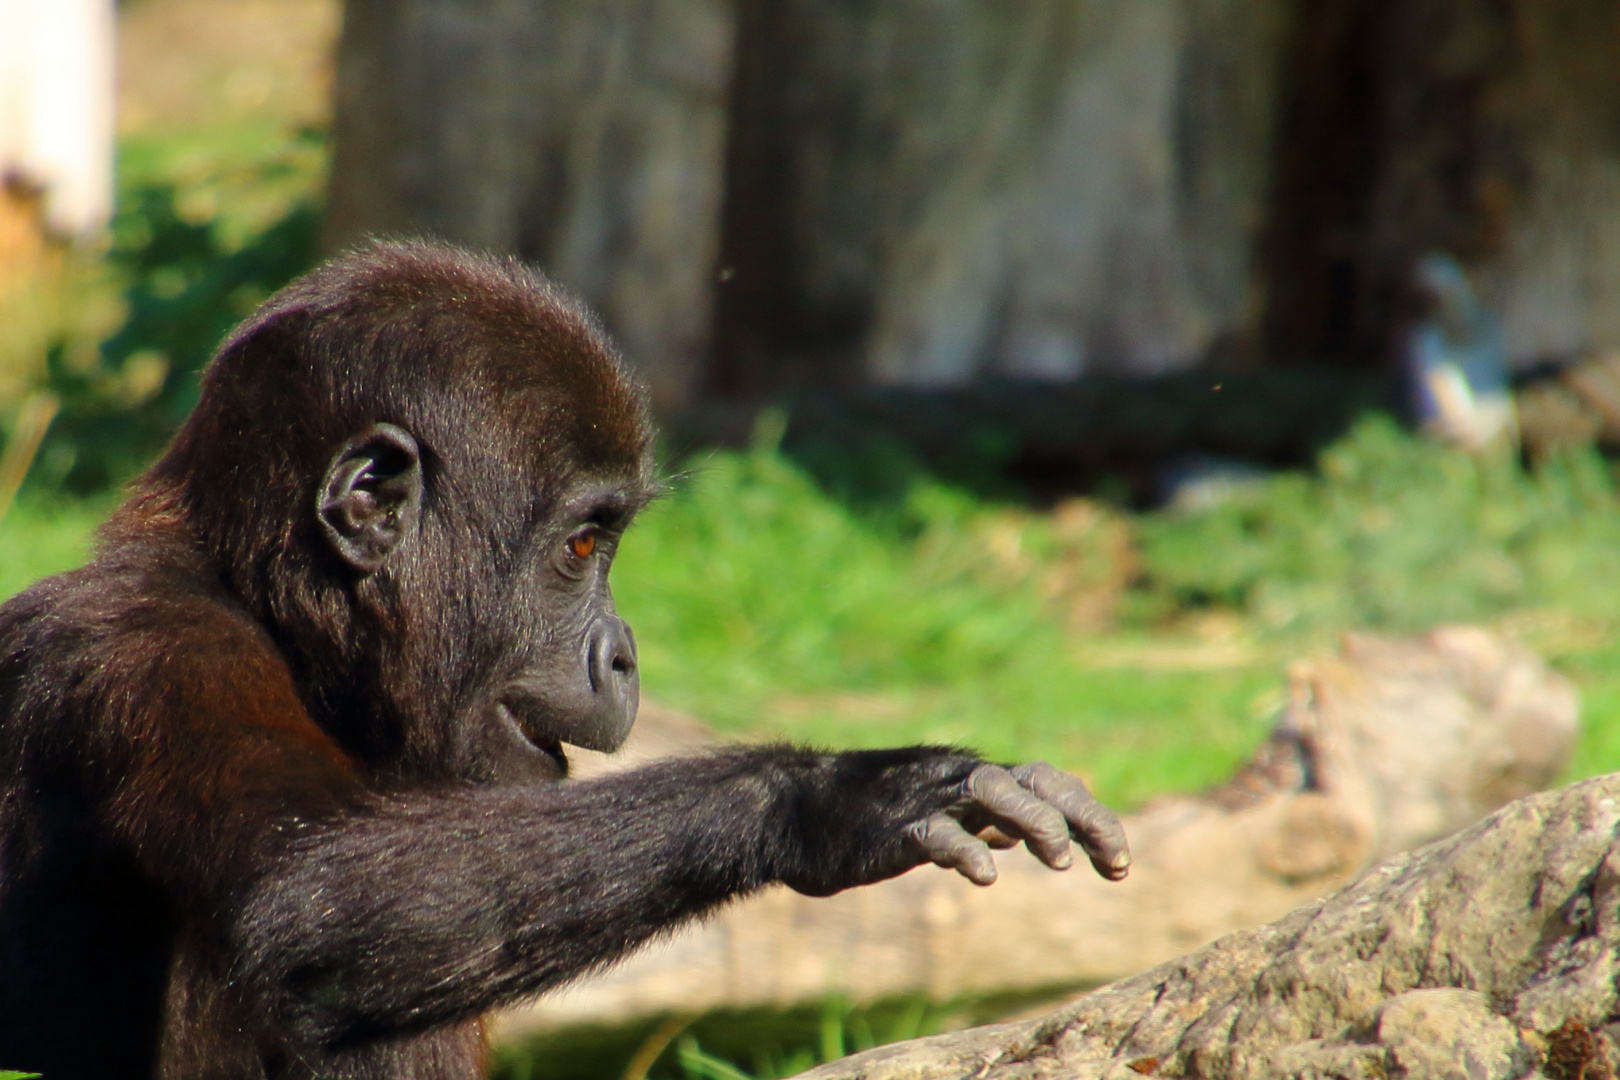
xmin=794 ymin=772 xmax=1620 ymax=1080
xmin=494 ymin=626 xmax=1577 ymax=1038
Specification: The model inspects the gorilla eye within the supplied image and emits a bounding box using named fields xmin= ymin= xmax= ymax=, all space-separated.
xmin=568 ymin=533 xmax=596 ymax=559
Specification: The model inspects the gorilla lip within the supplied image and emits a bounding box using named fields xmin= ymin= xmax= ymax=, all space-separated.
xmin=496 ymin=700 xmax=569 ymax=778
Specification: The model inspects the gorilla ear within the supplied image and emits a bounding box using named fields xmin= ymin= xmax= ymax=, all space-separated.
xmin=318 ymin=423 xmax=423 ymax=574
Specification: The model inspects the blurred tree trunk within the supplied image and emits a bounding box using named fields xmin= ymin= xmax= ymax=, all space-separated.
xmin=324 ymin=0 xmax=734 ymax=414
xmin=713 ymin=0 xmax=1296 ymax=395
xmin=325 ymin=0 xmax=1620 ymax=414
xmin=1263 ymin=0 xmax=1620 ymax=370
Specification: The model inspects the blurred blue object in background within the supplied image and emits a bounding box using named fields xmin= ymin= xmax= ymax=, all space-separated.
xmin=1403 ymin=252 xmax=1515 ymax=451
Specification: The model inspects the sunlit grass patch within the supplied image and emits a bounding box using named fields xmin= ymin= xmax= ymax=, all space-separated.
xmin=0 ymin=495 xmax=115 ymax=600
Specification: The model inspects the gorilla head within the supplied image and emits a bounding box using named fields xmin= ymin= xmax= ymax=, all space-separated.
xmin=134 ymin=241 xmax=655 ymax=782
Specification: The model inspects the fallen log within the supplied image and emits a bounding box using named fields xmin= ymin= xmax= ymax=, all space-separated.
xmin=495 ymin=626 xmax=1577 ymax=1038
xmin=796 ymin=769 xmax=1620 ymax=1080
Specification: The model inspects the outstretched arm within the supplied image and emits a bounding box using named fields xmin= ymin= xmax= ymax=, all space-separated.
xmin=55 ymin=604 xmax=1125 ymax=1052
xmin=232 ymin=744 xmax=1127 ymax=1047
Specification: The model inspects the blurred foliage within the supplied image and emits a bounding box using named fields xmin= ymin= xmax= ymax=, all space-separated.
xmin=1133 ymin=415 xmax=1620 ymax=635
xmin=23 ymin=127 xmax=322 ymax=493
xmin=629 ymin=428 xmax=1059 ymax=696
xmin=0 ymin=494 xmax=113 ymax=600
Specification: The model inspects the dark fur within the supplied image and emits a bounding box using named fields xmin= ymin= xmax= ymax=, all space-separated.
xmin=0 ymin=242 xmax=1003 ymax=1079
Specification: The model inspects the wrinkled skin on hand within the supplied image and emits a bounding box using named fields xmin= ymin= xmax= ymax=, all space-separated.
xmin=776 ymin=748 xmax=1129 ymax=898
xmin=914 ymin=761 xmax=1131 ymax=885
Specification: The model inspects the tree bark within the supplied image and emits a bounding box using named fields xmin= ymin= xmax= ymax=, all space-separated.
xmin=1264 ymin=0 xmax=1620 ymax=372
xmin=325 ymin=0 xmax=734 ymax=414
xmin=713 ymin=0 xmax=1295 ymax=394
xmin=325 ymin=0 xmax=1620 ymax=407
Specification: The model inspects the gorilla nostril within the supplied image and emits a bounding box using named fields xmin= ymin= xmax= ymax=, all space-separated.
xmin=611 ymin=618 xmax=637 ymax=679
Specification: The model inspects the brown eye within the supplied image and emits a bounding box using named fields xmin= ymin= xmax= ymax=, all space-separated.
xmin=569 ymin=533 xmax=595 ymax=559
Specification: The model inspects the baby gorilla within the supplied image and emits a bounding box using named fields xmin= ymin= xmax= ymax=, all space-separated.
xmin=0 ymin=241 xmax=1129 ymax=1080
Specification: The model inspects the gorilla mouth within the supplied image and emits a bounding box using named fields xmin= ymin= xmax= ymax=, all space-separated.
xmin=496 ymin=700 xmax=569 ymax=778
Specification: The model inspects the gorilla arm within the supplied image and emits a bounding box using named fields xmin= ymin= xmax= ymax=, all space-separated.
xmin=235 ymin=747 xmax=1126 ymax=1047
xmin=80 ymin=610 xmax=1125 ymax=1051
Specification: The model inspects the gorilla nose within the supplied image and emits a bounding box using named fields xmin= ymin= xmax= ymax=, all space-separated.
xmin=589 ymin=618 xmax=638 ymax=691
xmin=578 ymin=617 xmax=638 ymax=751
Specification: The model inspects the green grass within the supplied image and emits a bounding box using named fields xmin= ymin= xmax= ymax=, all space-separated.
xmin=0 ymin=495 xmax=114 ymax=600
xmin=1134 ymin=415 xmax=1620 ymax=635
xmin=1123 ymin=415 xmax=1620 ymax=784
xmin=490 ymin=995 xmax=967 ymax=1080
xmin=613 ymin=443 xmax=1277 ymax=807
xmin=609 ymin=418 xmax=1620 ymax=801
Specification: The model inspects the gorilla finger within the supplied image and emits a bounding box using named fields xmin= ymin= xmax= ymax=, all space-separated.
xmin=909 ymin=813 xmax=998 ymax=885
xmin=1009 ymin=762 xmax=1131 ymax=880
xmin=965 ymin=765 xmax=1073 ymax=870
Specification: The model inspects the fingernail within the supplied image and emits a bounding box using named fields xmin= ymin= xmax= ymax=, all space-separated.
xmin=1054 ymin=852 xmax=1073 ymax=869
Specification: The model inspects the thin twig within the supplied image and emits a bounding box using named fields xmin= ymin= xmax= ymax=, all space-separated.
xmin=0 ymin=391 xmax=60 ymax=528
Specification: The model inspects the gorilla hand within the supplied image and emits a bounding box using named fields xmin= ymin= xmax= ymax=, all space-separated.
xmin=909 ymin=761 xmax=1130 ymax=885
xmin=777 ymin=749 xmax=1129 ymax=896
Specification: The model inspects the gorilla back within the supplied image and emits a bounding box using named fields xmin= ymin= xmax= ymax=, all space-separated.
xmin=0 ymin=241 xmax=1129 ymax=1079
